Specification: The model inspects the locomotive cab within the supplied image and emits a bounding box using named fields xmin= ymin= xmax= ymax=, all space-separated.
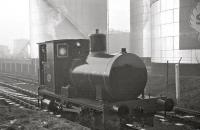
xmin=38 ymin=39 xmax=89 ymax=96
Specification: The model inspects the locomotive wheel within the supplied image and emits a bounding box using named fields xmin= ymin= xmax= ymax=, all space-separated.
xmin=62 ymin=111 xmax=79 ymax=122
xmin=48 ymin=100 xmax=58 ymax=113
xmin=78 ymin=109 xmax=105 ymax=130
xmin=78 ymin=109 xmax=95 ymax=129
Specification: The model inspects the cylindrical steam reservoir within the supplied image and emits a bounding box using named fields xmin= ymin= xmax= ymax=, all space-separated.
xmin=71 ymin=30 xmax=147 ymax=102
xmin=71 ymin=53 xmax=147 ymax=102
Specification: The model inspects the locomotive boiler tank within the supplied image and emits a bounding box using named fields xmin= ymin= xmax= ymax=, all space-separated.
xmin=71 ymin=52 xmax=147 ymax=102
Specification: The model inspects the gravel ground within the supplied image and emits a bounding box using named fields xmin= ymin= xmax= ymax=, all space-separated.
xmin=0 ymin=102 xmax=197 ymax=130
xmin=147 ymin=119 xmax=196 ymax=130
xmin=0 ymin=101 xmax=90 ymax=130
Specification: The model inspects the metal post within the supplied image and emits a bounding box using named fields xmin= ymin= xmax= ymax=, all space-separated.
xmin=34 ymin=59 xmax=37 ymax=74
xmin=5 ymin=62 xmax=7 ymax=73
xmin=9 ymin=63 xmax=12 ymax=73
xmin=175 ymin=64 xmax=180 ymax=104
xmin=166 ymin=61 xmax=169 ymax=96
xmin=0 ymin=60 xmax=1 ymax=72
xmin=175 ymin=57 xmax=182 ymax=105
xmin=0 ymin=61 xmax=1 ymax=72
xmin=21 ymin=63 xmax=23 ymax=73
xmin=15 ymin=62 xmax=17 ymax=73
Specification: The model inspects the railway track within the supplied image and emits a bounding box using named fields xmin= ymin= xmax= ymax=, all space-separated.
xmin=155 ymin=108 xmax=200 ymax=129
xmin=125 ymin=112 xmax=200 ymax=130
xmin=0 ymin=84 xmax=90 ymax=130
xmin=0 ymin=85 xmax=38 ymax=110
xmin=0 ymin=73 xmax=200 ymax=129
xmin=0 ymin=75 xmax=90 ymax=130
xmin=0 ymin=73 xmax=39 ymax=109
xmin=0 ymin=81 xmax=37 ymax=98
xmin=0 ymin=72 xmax=38 ymax=84
xmin=174 ymin=106 xmax=200 ymax=117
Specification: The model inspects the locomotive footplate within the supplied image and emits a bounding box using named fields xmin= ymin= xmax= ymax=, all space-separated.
xmin=38 ymin=89 xmax=104 ymax=111
xmin=39 ymin=89 xmax=173 ymax=130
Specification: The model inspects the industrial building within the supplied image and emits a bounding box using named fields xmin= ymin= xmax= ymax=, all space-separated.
xmin=30 ymin=0 xmax=200 ymax=63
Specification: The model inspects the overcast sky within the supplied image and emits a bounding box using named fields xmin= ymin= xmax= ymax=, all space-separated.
xmin=0 ymin=0 xmax=29 ymax=47
xmin=109 ymin=0 xmax=130 ymax=31
xmin=0 ymin=0 xmax=129 ymax=48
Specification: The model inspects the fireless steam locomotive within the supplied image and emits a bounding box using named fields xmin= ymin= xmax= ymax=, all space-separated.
xmin=38 ymin=30 xmax=174 ymax=130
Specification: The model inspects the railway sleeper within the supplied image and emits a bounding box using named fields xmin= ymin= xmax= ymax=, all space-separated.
xmin=0 ymin=82 xmax=38 ymax=98
xmin=0 ymin=92 xmax=38 ymax=110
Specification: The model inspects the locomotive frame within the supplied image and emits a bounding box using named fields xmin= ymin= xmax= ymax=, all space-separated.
xmin=37 ymin=31 xmax=174 ymax=130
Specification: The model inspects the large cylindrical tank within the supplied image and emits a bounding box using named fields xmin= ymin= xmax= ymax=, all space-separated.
xmin=71 ymin=52 xmax=147 ymax=102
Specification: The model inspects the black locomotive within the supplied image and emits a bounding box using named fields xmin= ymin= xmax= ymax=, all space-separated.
xmin=38 ymin=30 xmax=174 ymax=130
